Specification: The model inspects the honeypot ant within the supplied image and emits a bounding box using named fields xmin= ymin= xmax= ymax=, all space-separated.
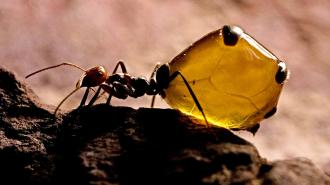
xmin=25 ymin=61 xmax=209 ymax=126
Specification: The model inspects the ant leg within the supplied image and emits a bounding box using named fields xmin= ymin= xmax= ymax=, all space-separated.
xmin=106 ymin=94 xmax=113 ymax=105
xmin=105 ymin=60 xmax=128 ymax=104
xmin=149 ymin=63 xmax=162 ymax=80
xmin=79 ymin=87 xmax=90 ymax=107
xmin=111 ymin=60 xmax=127 ymax=74
xmin=87 ymin=86 xmax=102 ymax=106
xmin=98 ymin=83 xmax=114 ymax=105
xmin=88 ymin=60 xmax=129 ymax=106
xmin=149 ymin=63 xmax=162 ymax=108
xmin=150 ymin=95 xmax=157 ymax=108
xmin=169 ymin=71 xmax=210 ymax=128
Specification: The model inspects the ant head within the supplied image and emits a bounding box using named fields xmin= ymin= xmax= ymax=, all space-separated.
xmin=76 ymin=66 xmax=108 ymax=88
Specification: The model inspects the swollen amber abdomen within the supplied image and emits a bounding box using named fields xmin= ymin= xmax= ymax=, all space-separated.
xmin=164 ymin=25 xmax=287 ymax=130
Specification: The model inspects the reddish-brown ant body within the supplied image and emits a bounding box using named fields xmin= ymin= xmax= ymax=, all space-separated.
xmin=25 ymin=61 xmax=206 ymax=125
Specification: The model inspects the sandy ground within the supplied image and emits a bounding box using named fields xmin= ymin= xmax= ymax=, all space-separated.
xmin=0 ymin=0 xmax=329 ymax=174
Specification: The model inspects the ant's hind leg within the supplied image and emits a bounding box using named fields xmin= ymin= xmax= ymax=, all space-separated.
xmin=168 ymin=71 xmax=218 ymax=140
xmin=151 ymin=95 xmax=156 ymax=108
xmin=149 ymin=63 xmax=162 ymax=108
xmin=169 ymin=71 xmax=210 ymax=128
xmin=106 ymin=94 xmax=113 ymax=105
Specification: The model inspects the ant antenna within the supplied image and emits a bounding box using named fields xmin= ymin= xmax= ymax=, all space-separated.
xmin=25 ymin=62 xmax=89 ymax=115
xmin=54 ymin=87 xmax=101 ymax=115
xmin=25 ymin=62 xmax=86 ymax=79
xmin=54 ymin=87 xmax=81 ymax=115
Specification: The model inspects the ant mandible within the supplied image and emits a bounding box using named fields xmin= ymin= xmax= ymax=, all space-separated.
xmin=25 ymin=61 xmax=209 ymax=126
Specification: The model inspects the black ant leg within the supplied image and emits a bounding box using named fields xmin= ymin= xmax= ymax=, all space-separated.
xmin=169 ymin=71 xmax=210 ymax=128
xmin=149 ymin=63 xmax=162 ymax=108
xmin=79 ymin=87 xmax=91 ymax=107
xmin=105 ymin=61 xmax=128 ymax=104
xmin=168 ymin=71 xmax=218 ymax=140
xmin=97 ymin=83 xmax=114 ymax=104
xmin=88 ymin=60 xmax=128 ymax=106
xmin=150 ymin=92 xmax=157 ymax=108
xmin=87 ymin=86 xmax=102 ymax=106
xmin=88 ymin=86 xmax=104 ymax=106
xmin=106 ymin=93 xmax=113 ymax=105
xmin=111 ymin=60 xmax=127 ymax=74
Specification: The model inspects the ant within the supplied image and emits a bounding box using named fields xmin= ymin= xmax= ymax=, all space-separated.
xmin=25 ymin=61 xmax=209 ymax=126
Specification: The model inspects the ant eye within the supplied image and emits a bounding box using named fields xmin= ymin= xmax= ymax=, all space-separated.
xmin=96 ymin=71 xmax=103 ymax=77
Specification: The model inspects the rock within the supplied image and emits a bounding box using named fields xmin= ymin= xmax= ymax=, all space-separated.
xmin=260 ymin=158 xmax=330 ymax=185
xmin=0 ymin=68 xmax=60 ymax=184
xmin=0 ymin=67 xmax=329 ymax=185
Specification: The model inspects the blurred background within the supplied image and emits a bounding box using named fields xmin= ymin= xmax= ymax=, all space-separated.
xmin=0 ymin=0 xmax=329 ymax=174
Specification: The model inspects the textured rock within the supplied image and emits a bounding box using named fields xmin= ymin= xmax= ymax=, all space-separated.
xmin=0 ymin=67 xmax=329 ymax=185
xmin=0 ymin=68 xmax=59 ymax=184
xmin=260 ymin=158 xmax=330 ymax=185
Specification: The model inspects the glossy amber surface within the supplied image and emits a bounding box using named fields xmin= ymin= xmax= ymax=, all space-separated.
xmin=164 ymin=26 xmax=287 ymax=130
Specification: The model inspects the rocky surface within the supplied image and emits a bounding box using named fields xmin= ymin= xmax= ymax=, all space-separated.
xmin=1 ymin=0 xmax=330 ymax=174
xmin=1 ymin=67 xmax=329 ymax=185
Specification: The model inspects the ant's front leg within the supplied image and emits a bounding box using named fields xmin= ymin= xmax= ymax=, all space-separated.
xmin=79 ymin=87 xmax=90 ymax=107
xmin=88 ymin=60 xmax=128 ymax=106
